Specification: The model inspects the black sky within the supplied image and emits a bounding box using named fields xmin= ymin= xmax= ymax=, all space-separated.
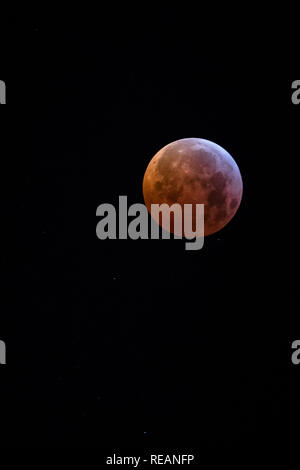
xmin=0 ymin=9 xmax=299 ymax=453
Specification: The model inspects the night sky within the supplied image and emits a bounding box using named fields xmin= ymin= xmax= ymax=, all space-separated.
xmin=1 ymin=8 xmax=299 ymax=454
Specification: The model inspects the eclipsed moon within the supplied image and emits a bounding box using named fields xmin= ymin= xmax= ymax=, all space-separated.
xmin=143 ymin=138 xmax=243 ymax=236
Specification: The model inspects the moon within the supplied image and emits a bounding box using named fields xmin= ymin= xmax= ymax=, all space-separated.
xmin=143 ymin=138 xmax=243 ymax=236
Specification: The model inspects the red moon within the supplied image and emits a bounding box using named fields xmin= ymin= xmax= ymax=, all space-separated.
xmin=143 ymin=138 xmax=243 ymax=236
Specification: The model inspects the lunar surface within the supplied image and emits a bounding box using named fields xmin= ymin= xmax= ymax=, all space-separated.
xmin=143 ymin=138 xmax=243 ymax=236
